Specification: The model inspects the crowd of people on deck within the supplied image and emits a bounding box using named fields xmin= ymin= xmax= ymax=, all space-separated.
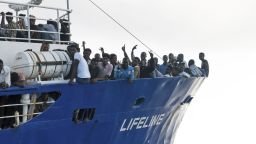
xmin=0 ymin=11 xmax=70 ymax=42
xmin=0 ymin=11 xmax=209 ymax=86
xmin=0 ymin=42 xmax=210 ymax=88
xmin=66 ymin=42 xmax=209 ymax=84
xmin=0 ymin=41 xmax=210 ymax=89
xmin=0 ymin=11 xmax=210 ymax=129
xmin=0 ymin=41 xmax=209 ymax=129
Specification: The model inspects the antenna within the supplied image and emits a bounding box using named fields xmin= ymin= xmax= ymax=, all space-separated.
xmin=67 ymin=0 xmax=70 ymax=10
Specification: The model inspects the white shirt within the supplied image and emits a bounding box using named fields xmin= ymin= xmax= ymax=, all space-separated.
xmin=97 ymin=62 xmax=113 ymax=78
xmin=74 ymin=52 xmax=91 ymax=79
xmin=0 ymin=66 xmax=11 ymax=86
xmin=189 ymin=65 xmax=203 ymax=77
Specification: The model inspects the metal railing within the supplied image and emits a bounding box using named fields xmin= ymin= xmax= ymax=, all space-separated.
xmin=0 ymin=112 xmax=42 ymax=119
xmin=0 ymin=94 xmax=55 ymax=128
xmin=0 ymin=0 xmax=72 ymax=44
xmin=0 ymin=101 xmax=55 ymax=108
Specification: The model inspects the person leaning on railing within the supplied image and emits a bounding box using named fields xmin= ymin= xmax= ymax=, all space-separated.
xmin=114 ymin=57 xmax=134 ymax=83
xmin=96 ymin=53 xmax=113 ymax=81
xmin=16 ymin=13 xmax=28 ymax=42
xmin=0 ymin=59 xmax=11 ymax=129
xmin=38 ymin=20 xmax=59 ymax=42
xmin=0 ymin=59 xmax=10 ymax=89
xmin=0 ymin=27 xmax=4 ymax=40
xmin=0 ymin=12 xmax=18 ymax=41
xmin=131 ymin=45 xmax=140 ymax=78
xmin=29 ymin=15 xmax=41 ymax=43
xmin=199 ymin=52 xmax=209 ymax=77
xmin=67 ymin=43 xmax=91 ymax=84
xmin=60 ymin=19 xmax=70 ymax=42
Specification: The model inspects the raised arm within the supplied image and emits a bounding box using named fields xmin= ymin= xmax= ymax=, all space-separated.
xmin=131 ymin=45 xmax=137 ymax=61
xmin=82 ymin=41 xmax=86 ymax=51
xmin=121 ymin=44 xmax=131 ymax=63
xmin=149 ymin=51 xmax=154 ymax=59
xmin=99 ymin=47 xmax=105 ymax=58
xmin=1 ymin=12 xmax=5 ymax=28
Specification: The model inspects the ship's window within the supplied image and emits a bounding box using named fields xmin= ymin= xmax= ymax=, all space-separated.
xmin=72 ymin=108 xmax=96 ymax=123
xmin=181 ymin=96 xmax=193 ymax=104
xmin=133 ymin=97 xmax=145 ymax=106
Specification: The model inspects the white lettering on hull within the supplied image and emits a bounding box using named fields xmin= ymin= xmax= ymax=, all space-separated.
xmin=120 ymin=114 xmax=166 ymax=132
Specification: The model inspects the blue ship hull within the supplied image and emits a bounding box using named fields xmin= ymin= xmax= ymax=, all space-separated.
xmin=0 ymin=77 xmax=204 ymax=144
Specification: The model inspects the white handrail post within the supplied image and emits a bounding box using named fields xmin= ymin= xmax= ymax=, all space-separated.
xmin=66 ymin=0 xmax=71 ymax=42
xmin=14 ymin=111 xmax=20 ymax=127
xmin=20 ymin=94 xmax=30 ymax=123
xmin=26 ymin=5 xmax=31 ymax=43
xmin=15 ymin=11 xmax=18 ymax=22
xmin=28 ymin=93 xmax=37 ymax=120
xmin=57 ymin=9 xmax=61 ymax=44
xmin=38 ymin=74 xmax=41 ymax=81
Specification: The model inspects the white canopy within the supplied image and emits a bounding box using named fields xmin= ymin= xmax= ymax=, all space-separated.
xmin=8 ymin=0 xmax=43 ymax=11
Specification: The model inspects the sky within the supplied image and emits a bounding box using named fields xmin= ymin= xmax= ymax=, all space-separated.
xmin=2 ymin=0 xmax=256 ymax=143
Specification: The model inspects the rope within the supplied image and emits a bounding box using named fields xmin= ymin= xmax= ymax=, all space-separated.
xmin=88 ymin=0 xmax=162 ymax=60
